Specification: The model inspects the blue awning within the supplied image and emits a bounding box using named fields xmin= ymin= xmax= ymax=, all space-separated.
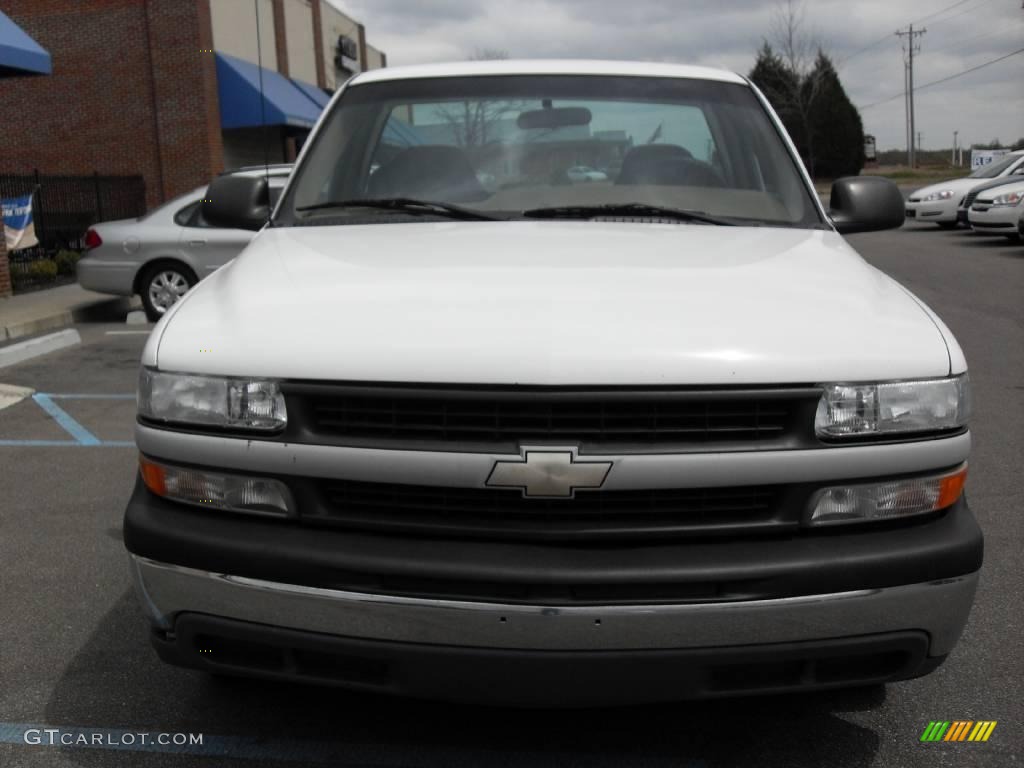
xmin=0 ymin=10 xmax=51 ymax=76
xmin=291 ymin=78 xmax=330 ymax=109
xmin=216 ymin=52 xmax=321 ymax=130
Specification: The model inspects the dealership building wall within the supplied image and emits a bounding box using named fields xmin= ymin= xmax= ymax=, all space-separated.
xmin=0 ymin=0 xmax=385 ymax=210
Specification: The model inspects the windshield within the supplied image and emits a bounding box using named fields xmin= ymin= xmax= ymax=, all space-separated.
xmin=969 ymin=154 xmax=1020 ymax=178
xmin=281 ymin=75 xmax=823 ymax=228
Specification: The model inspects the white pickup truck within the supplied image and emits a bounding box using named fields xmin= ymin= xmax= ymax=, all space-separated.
xmin=124 ymin=60 xmax=980 ymax=706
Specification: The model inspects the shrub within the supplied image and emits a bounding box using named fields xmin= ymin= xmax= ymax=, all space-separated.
xmin=55 ymin=249 xmax=81 ymax=275
xmin=28 ymin=259 xmax=58 ymax=281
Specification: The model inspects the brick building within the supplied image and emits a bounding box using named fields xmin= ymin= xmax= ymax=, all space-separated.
xmin=0 ymin=0 xmax=386 ymax=214
xmin=1 ymin=8 xmax=51 ymax=298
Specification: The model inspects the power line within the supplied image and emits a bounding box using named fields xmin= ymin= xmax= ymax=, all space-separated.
xmin=837 ymin=33 xmax=896 ymax=68
xmin=837 ymin=0 xmax=974 ymax=68
xmin=923 ymin=0 xmax=998 ymax=29
xmin=912 ymin=0 xmax=973 ymax=25
xmin=915 ymin=46 xmax=1024 ymax=90
xmin=921 ymin=28 xmax=1001 ymax=58
xmin=859 ymin=47 xmax=1024 ymax=110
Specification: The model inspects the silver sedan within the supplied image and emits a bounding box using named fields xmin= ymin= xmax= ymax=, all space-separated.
xmin=77 ymin=165 xmax=291 ymax=320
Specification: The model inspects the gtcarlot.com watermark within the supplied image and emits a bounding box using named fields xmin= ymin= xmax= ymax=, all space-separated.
xmin=24 ymin=728 xmax=203 ymax=747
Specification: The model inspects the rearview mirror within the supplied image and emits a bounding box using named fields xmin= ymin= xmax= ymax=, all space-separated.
xmin=829 ymin=176 xmax=905 ymax=234
xmin=202 ymin=175 xmax=270 ymax=231
xmin=517 ymin=106 xmax=592 ymax=131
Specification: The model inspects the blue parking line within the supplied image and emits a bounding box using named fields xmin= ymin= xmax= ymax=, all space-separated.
xmin=0 ymin=440 xmax=134 ymax=447
xmin=0 ymin=393 xmax=136 ymax=447
xmin=32 ymin=394 xmax=101 ymax=445
xmin=46 ymin=397 xmax=135 ymax=403
xmin=0 ymin=440 xmax=80 ymax=446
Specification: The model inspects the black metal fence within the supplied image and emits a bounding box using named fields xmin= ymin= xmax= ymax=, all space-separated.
xmin=1 ymin=171 xmax=146 ymax=293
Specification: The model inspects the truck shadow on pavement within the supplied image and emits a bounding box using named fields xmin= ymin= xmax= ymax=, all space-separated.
xmin=43 ymin=590 xmax=883 ymax=768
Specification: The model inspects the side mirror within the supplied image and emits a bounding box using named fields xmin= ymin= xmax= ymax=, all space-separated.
xmin=202 ymin=175 xmax=270 ymax=231
xmin=828 ymin=176 xmax=905 ymax=234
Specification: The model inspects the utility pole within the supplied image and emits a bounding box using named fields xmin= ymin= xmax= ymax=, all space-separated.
xmin=896 ymin=24 xmax=926 ymax=167
xmin=903 ymin=65 xmax=911 ymax=162
xmin=953 ymin=130 xmax=958 ymax=166
xmin=918 ymin=131 xmax=923 ymax=155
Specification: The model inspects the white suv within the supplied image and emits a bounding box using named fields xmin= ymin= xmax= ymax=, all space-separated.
xmin=124 ymin=60 xmax=980 ymax=706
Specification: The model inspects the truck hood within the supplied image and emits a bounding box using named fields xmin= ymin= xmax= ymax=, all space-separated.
xmin=149 ymin=221 xmax=951 ymax=385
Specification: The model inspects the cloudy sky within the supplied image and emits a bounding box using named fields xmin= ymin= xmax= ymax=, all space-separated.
xmin=332 ymin=0 xmax=1023 ymax=151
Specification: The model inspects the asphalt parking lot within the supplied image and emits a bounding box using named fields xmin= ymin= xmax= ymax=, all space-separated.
xmin=1 ymin=223 xmax=1021 ymax=767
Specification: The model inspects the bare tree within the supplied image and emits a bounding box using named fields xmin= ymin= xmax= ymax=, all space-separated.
xmin=769 ymin=0 xmax=815 ymax=78
xmin=766 ymin=0 xmax=828 ymax=175
xmin=435 ymin=49 xmax=519 ymax=148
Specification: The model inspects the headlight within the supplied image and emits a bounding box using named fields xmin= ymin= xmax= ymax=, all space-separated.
xmin=809 ymin=465 xmax=967 ymax=526
xmin=815 ymin=374 xmax=969 ymax=438
xmin=139 ymin=455 xmax=293 ymax=516
xmin=989 ymin=190 xmax=1023 ymax=207
xmin=921 ymin=189 xmax=954 ymax=202
xmin=138 ymin=369 xmax=286 ymax=431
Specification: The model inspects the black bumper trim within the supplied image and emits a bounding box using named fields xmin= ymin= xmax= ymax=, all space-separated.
xmin=156 ymin=613 xmax=940 ymax=706
xmin=123 ymin=477 xmax=983 ymax=604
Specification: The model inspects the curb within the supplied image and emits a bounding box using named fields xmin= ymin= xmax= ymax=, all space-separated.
xmin=0 ymin=295 xmax=138 ymax=344
xmin=0 ymin=329 xmax=82 ymax=369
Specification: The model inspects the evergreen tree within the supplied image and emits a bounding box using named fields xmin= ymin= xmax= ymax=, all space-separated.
xmin=806 ymin=52 xmax=865 ymax=178
xmin=750 ymin=42 xmax=816 ymax=173
xmin=749 ymin=45 xmax=866 ymax=178
xmin=749 ymin=44 xmax=802 ymax=146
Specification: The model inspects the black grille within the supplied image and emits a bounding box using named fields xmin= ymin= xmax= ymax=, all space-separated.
xmin=310 ymin=479 xmax=789 ymax=541
xmin=963 ymin=190 xmax=982 ymax=209
xmin=288 ymin=384 xmax=815 ymax=450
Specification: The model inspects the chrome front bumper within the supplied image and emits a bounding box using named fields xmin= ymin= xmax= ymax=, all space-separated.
xmin=131 ymin=555 xmax=978 ymax=657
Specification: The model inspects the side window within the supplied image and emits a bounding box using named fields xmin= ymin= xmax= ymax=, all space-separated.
xmin=173 ymin=201 xmax=200 ymax=226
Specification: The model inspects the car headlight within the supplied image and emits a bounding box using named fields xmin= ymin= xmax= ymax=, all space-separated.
xmin=920 ymin=189 xmax=954 ymax=202
xmin=138 ymin=369 xmax=286 ymax=431
xmin=989 ymin=190 xmax=1023 ymax=207
xmin=815 ymin=374 xmax=969 ymax=438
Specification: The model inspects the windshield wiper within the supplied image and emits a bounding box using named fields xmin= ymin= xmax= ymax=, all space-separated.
xmin=521 ymin=203 xmax=736 ymax=226
xmin=295 ymin=197 xmax=500 ymax=221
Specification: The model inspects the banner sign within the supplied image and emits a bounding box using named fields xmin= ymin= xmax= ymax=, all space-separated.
xmin=970 ymin=149 xmax=1009 ymax=170
xmin=2 ymin=194 xmax=39 ymax=251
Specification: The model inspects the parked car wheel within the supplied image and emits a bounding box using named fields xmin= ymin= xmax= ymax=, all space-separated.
xmin=937 ymin=221 xmax=958 ymax=229
xmin=140 ymin=262 xmax=196 ymax=321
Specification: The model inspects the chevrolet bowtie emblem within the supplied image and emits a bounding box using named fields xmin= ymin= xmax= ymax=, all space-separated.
xmin=485 ymin=447 xmax=612 ymax=498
